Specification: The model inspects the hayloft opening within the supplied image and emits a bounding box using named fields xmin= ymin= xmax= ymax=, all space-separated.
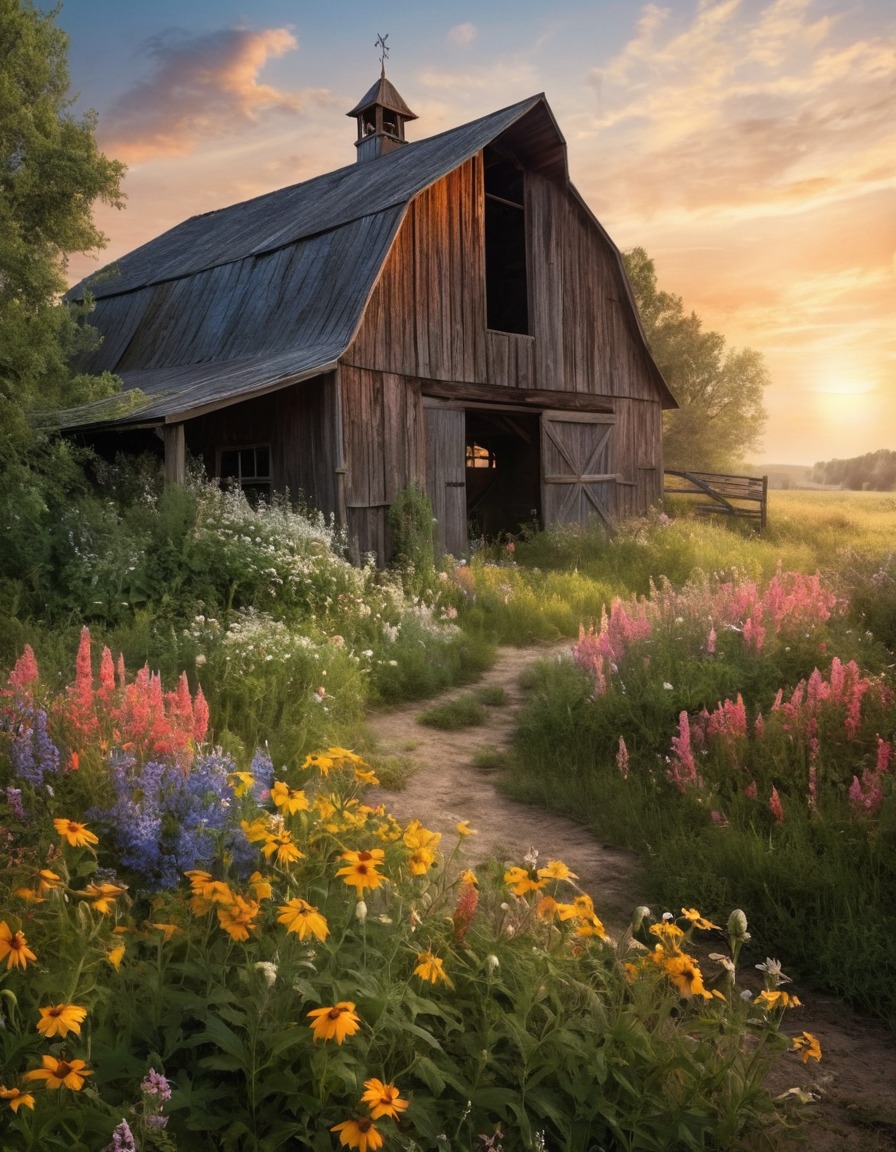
xmin=484 ymin=150 xmax=529 ymax=335
xmin=465 ymin=410 xmax=540 ymax=538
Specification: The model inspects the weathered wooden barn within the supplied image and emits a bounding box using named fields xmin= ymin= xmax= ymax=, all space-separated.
xmin=64 ymin=77 xmax=676 ymax=559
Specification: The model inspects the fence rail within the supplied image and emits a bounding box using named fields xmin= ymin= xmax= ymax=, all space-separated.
xmin=663 ymin=470 xmax=768 ymax=530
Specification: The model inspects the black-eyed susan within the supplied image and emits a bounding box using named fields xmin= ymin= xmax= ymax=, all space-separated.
xmin=24 ymin=1056 xmax=93 ymax=1091
xmin=755 ymin=989 xmax=801 ymax=1011
xmin=656 ymin=952 xmax=712 ymax=1000
xmin=247 ymin=871 xmax=273 ymax=901
xmin=261 ymin=828 xmax=304 ymax=867
xmin=406 ymin=846 xmax=436 ymax=876
xmin=0 ymin=921 xmax=36 ymax=970
xmin=270 ymin=780 xmax=310 ymax=815
xmin=455 ymin=820 xmax=476 ymax=837
xmin=216 ymin=894 xmax=260 ymax=942
xmin=336 ymin=849 xmax=385 ymax=894
xmin=331 ymin=1116 xmax=383 ymax=1151
xmin=307 ymin=1002 xmax=361 ymax=1044
xmin=277 ymin=898 xmax=329 ymax=942
xmin=303 ymin=751 xmax=335 ymax=775
xmin=414 ymin=950 xmax=452 ymax=986
xmin=537 ymin=859 xmax=578 ymax=881
xmin=791 ymin=1031 xmax=822 ymax=1064
xmin=680 ymin=907 xmax=721 ymax=931
xmin=360 ymin=1077 xmax=409 ymax=1120
xmin=0 ymin=1085 xmax=35 ymax=1113
xmin=503 ymin=866 xmax=544 ymax=896
xmin=36 ymin=1003 xmax=87 ymax=1039
xmin=82 ymin=882 xmax=127 ymax=914
xmin=649 ymin=921 xmax=685 ymax=953
xmin=53 ymin=818 xmax=99 ymax=848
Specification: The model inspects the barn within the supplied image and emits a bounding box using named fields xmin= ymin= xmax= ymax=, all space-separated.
xmin=63 ymin=74 xmax=676 ymax=560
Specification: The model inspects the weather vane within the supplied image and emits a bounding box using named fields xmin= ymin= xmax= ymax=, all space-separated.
xmin=375 ymin=32 xmax=390 ymax=77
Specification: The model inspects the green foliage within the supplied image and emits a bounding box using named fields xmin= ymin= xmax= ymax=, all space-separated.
xmin=809 ymin=448 xmax=896 ymax=491
xmin=0 ymin=0 xmax=124 ymax=450
xmin=388 ymin=483 xmax=435 ymax=595
xmin=418 ymin=693 xmax=488 ymax=730
xmin=623 ymin=247 xmax=769 ymax=471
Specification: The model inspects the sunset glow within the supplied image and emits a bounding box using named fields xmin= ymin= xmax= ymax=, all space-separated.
xmin=59 ymin=0 xmax=895 ymax=465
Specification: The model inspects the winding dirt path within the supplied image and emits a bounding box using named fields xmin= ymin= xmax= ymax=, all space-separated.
xmin=363 ymin=643 xmax=896 ymax=1152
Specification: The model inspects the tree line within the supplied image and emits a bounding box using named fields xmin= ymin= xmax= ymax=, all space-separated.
xmin=809 ymin=450 xmax=896 ymax=491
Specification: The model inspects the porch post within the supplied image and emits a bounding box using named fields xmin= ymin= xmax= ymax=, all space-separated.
xmin=163 ymin=423 xmax=186 ymax=485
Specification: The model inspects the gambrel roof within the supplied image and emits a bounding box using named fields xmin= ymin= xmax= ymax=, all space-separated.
xmin=62 ymin=94 xmax=672 ymax=430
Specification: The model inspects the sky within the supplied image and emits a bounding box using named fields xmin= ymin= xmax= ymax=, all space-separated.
xmin=56 ymin=0 xmax=895 ymax=466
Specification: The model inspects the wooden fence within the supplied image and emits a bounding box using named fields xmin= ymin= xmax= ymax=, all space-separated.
xmin=663 ymin=470 xmax=768 ymax=530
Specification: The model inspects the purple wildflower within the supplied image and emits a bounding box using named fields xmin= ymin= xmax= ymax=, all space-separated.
xmin=141 ymin=1068 xmax=172 ymax=1102
xmin=5 ymin=787 xmax=25 ymax=821
xmin=105 ymin=1119 xmax=137 ymax=1152
xmin=7 ymin=707 xmax=60 ymax=786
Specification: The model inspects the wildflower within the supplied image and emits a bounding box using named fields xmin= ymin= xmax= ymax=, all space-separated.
xmin=277 ymin=898 xmax=329 ymax=942
xmin=355 ymin=900 xmax=368 ymax=923
xmin=414 ymin=950 xmax=452 ymax=986
xmin=406 ymin=845 xmax=437 ymax=875
xmin=217 ymin=894 xmax=261 ymax=941
xmin=106 ymin=940 xmax=126 ymax=970
xmin=150 ymin=923 xmax=180 ymax=942
xmin=537 ymin=859 xmax=578 ymax=882
xmin=0 ymin=921 xmax=36 ymax=970
xmin=331 ymin=1117 xmax=384 ymax=1151
xmin=54 ymin=818 xmax=99 ymax=847
xmin=656 ymin=952 xmax=712 ymax=1000
xmin=768 ymin=786 xmax=785 ymax=823
xmin=575 ymin=913 xmax=608 ymax=940
xmin=680 ymin=907 xmax=720 ymax=931
xmin=361 ymin=1077 xmax=410 ymax=1120
xmin=453 ymin=881 xmax=479 ymax=942
xmin=36 ymin=1003 xmax=88 ymax=1039
xmin=460 ymin=869 xmax=478 ymax=886
xmin=270 ymin=780 xmax=310 ymax=815
xmin=140 ymin=1068 xmax=172 ymax=1102
xmin=791 ymin=1031 xmax=822 ymax=1064
xmin=307 ymin=1001 xmax=362 ymax=1044
xmin=255 ymin=961 xmax=278 ymax=987
xmin=0 ymin=1085 xmax=35 ymax=1113
xmin=248 ymin=872 xmax=273 ymax=901
xmin=535 ymin=894 xmax=560 ymax=922
xmin=106 ymin=1118 xmax=137 ymax=1151
xmin=485 ymin=953 xmax=500 ymax=974
xmin=755 ymin=989 xmax=801 ymax=1010
xmin=260 ymin=828 xmax=304 ymax=867
xmin=727 ymin=909 xmax=750 ymax=940
xmin=228 ymin=771 xmax=255 ymax=797
xmin=83 ymin=882 xmax=128 ymax=914
xmin=456 ymin=820 xmax=476 ymax=837
xmin=649 ymin=921 xmax=685 ymax=953
xmin=337 ymin=849 xmax=386 ymax=894
xmin=755 ymin=957 xmax=792 ymax=985
xmin=24 ymin=1055 xmax=93 ymax=1090
xmin=616 ymin=736 xmax=629 ymax=779
xmin=503 ymin=866 xmax=544 ymax=896
xmin=303 ymin=751 xmax=335 ymax=775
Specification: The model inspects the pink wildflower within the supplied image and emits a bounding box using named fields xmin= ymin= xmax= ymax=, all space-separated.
xmin=744 ymin=780 xmax=758 ymax=799
xmin=616 ymin=737 xmax=629 ymax=780
xmin=877 ymin=738 xmax=892 ymax=776
xmin=706 ymin=625 xmax=717 ymax=655
xmin=7 ymin=645 xmax=39 ymax=696
xmin=667 ymin=712 xmax=701 ymax=793
xmin=769 ymin=787 xmax=785 ymax=824
xmin=193 ymin=686 xmax=210 ymax=744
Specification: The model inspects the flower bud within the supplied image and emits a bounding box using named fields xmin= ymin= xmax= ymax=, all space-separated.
xmin=631 ymin=906 xmax=652 ymax=933
xmin=354 ymin=900 xmax=367 ymax=924
xmin=485 ymin=954 xmax=500 ymax=974
xmin=727 ymin=909 xmax=749 ymax=939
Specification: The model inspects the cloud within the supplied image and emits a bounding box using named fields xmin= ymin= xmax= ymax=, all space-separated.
xmin=582 ymin=0 xmax=896 ymax=220
xmin=101 ymin=26 xmax=331 ymax=163
xmin=448 ymin=22 xmax=477 ymax=47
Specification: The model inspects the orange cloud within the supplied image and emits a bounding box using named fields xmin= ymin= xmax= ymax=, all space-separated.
xmin=100 ymin=27 xmax=331 ymax=163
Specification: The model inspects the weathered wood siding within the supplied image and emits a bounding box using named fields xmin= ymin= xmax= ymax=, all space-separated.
xmin=526 ymin=173 xmax=659 ymax=403
xmin=424 ymin=402 xmax=467 ymax=557
xmin=339 ymin=364 xmax=425 ymax=559
xmin=187 ymin=374 xmax=339 ymax=516
xmin=346 ymin=157 xmax=486 ymax=383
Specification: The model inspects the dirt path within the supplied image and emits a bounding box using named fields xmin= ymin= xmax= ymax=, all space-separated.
xmin=363 ymin=643 xmax=896 ymax=1152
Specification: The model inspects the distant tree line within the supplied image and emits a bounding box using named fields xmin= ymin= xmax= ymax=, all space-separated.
xmin=809 ymin=450 xmax=896 ymax=491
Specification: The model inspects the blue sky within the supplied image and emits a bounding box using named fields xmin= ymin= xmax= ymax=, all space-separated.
xmin=56 ymin=0 xmax=896 ymax=464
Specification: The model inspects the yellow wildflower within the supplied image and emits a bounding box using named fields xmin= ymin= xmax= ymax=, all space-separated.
xmin=537 ymin=859 xmax=578 ymax=881
xmin=414 ymin=950 xmax=452 ymax=986
xmin=277 ymin=898 xmax=329 ymax=942
xmin=503 ymin=866 xmax=544 ymax=896
xmin=271 ymin=780 xmax=310 ymax=815
xmin=360 ymin=1077 xmax=409 ymax=1120
xmin=791 ymin=1031 xmax=822 ymax=1064
xmin=331 ymin=1116 xmax=383 ymax=1151
xmin=680 ymin=907 xmax=721 ymax=931
xmin=36 ymin=1003 xmax=87 ymax=1039
xmin=0 ymin=1085 xmax=35 ymax=1113
xmin=53 ymin=818 xmax=99 ymax=848
xmin=0 ymin=921 xmax=36 ymax=970
xmin=307 ymin=1001 xmax=361 ymax=1044
xmin=24 ymin=1056 xmax=93 ymax=1091
xmin=216 ymin=894 xmax=260 ymax=942
xmin=755 ymin=989 xmax=801 ymax=1010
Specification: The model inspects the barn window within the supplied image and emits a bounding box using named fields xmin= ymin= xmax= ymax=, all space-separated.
xmin=466 ymin=441 xmax=497 ymax=469
xmin=484 ymin=151 xmax=529 ymax=335
xmin=218 ymin=444 xmax=272 ymax=502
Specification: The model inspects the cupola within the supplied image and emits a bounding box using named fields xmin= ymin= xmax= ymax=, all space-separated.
xmin=347 ymin=35 xmax=417 ymax=163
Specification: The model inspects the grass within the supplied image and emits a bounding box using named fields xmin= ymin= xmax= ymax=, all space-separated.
xmin=475 ymin=684 xmax=509 ymax=706
xmin=471 ymin=744 xmax=512 ymax=771
xmin=417 ymin=692 xmax=488 ymax=729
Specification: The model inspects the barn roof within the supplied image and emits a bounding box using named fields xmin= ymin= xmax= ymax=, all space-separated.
xmin=61 ymin=93 xmax=672 ymax=430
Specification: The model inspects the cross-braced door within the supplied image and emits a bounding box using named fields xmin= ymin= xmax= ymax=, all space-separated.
xmin=541 ymin=411 xmax=617 ymax=529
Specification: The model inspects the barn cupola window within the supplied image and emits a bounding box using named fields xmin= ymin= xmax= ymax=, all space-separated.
xmin=484 ymin=148 xmax=529 ymax=335
xmin=347 ymin=41 xmax=417 ymax=164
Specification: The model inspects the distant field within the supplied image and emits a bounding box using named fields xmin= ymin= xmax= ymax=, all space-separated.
xmin=765 ymin=488 xmax=896 ymax=556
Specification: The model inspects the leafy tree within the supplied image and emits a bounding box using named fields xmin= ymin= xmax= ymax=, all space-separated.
xmin=0 ymin=0 xmax=125 ymax=623
xmin=624 ymin=247 xmax=769 ymax=472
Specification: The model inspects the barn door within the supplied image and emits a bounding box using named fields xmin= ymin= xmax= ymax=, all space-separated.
xmin=541 ymin=411 xmax=617 ymax=529
xmin=424 ymin=403 xmax=467 ymax=556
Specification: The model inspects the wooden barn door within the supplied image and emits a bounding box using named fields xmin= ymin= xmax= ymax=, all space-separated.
xmin=424 ymin=402 xmax=467 ymax=556
xmin=541 ymin=411 xmax=617 ymax=529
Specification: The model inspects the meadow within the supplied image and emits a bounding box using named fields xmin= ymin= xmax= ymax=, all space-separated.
xmin=1 ymin=473 xmax=892 ymax=1149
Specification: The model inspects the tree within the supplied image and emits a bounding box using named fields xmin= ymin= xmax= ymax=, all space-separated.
xmin=0 ymin=0 xmax=125 ymax=621
xmin=623 ymin=247 xmax=769 ymax=472
xmin=0 ymin=0 xmax=125 ymax=454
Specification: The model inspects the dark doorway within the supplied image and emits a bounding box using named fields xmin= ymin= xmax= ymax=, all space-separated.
xmin=465 ymin=410 xmax=541 ymax=538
